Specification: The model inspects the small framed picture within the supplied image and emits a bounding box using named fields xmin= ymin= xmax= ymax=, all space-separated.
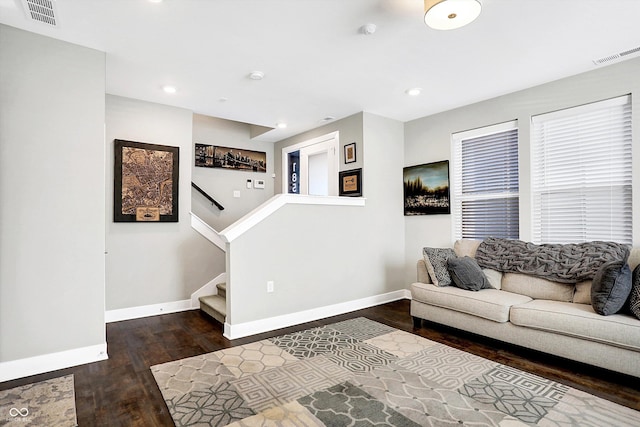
xmin=339 ymin=168 xmax=362 ymax=197
xmin=344 ymin=142 xmax=356 ymax=164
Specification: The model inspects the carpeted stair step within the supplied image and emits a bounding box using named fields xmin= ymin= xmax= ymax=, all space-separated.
xmin=216 ymin=282 xmax=226 ymax=299
xmin=199 ymin=294 xmax=226 ymax=324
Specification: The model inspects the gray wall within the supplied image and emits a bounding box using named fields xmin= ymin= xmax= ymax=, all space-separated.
xmin=404 ymin=57 xmax=640 ymax=284
xmin=0 ymin=25 xmax=106 ymax=362
xmin=227 ymin=112 xmax=405 ymax=326
xmin=274 ymin=113 xmax=364 ymax=194
xmin=192 ymin=114 xmax=275 ymax=231
xmin=105 ymin=95 xmax=223 ymax=310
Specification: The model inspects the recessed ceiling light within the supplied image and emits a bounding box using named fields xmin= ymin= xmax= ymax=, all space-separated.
xmin=276 ymin=122 xmax=287 ymax=129
xmin=320 ymin=116 xmax=336 ymax=123
xmin=405 ymin=88 xmax=422 ymax=96
xmin=148 ymin=0 xmax=163 ymax=3
xmin=248 ymin=71 xmax=265 ymax=80
xmin=162 ymin=85 xmax=177 ymax=94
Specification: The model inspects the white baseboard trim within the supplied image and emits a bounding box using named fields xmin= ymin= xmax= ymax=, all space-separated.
xmin=0 ymin=343 xmax=108 ymax=383
xmin=190 ymin=272 xmax=227 ymax=309
xmin=105 ymin=299 xmax=193 ymax=323
xmin=224 ymin=289 xmax=411 ymax=340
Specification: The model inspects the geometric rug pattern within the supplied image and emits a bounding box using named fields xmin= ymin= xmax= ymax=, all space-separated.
xmin=151 ymin=317 xmax=640 ymax=427
xmin=0 ymin=374 xmax=77 ymax=427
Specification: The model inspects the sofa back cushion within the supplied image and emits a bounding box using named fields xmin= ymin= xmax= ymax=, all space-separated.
xmin=502 ymin=273 xmax=575 ymax=302
xmin=628 ymin=247 xmax=640 ymax=271
xmin=572 ymin=281 xmax=592 ymax=304
xmin=454 ymin=239 xmax=482 ymax=258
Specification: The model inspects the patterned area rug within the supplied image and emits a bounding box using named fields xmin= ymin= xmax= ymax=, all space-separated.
xmin=0 ymin=374 xmax=77 ymax=426
xmin=151 ymin=317 xmax=639 ymax=426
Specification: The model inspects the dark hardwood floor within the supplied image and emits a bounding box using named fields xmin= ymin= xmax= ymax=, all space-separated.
xmin=2 ymin=299 xmax=638 ymax=426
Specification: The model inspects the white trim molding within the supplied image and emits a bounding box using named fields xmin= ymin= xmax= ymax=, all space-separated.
xmin=223 ymin=289 xmax=410 ymax=340
xmin=190 ymin=212 xmax=226 ymax=251
xmin=0 ymin=343 xmax=108 ymax=382
xmin=105 ymin=299 xmax=193 ymax=323
xmin=220 ymin=194 xmax=365 ymax=243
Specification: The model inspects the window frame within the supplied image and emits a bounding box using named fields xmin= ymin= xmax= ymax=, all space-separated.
xmin=451 ymin=120 xmax=520 ymax=242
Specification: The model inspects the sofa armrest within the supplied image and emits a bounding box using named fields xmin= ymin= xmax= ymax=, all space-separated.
xmin=417 ymin=259 xmax=432 ymax=284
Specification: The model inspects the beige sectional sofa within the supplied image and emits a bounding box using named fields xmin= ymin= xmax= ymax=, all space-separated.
xmin=410 ymin=239 xmax=640 ymax=378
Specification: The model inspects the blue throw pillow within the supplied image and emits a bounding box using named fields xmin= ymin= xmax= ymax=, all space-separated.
xmin=591 ymin=261 xmax=632 ymax=316
xmin=629 ymin=264 xmax=640 ymax=320
xmin=447 ymin=256 xmax=493 ymax=291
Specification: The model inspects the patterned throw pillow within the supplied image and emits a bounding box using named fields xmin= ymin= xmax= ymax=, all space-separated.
xmin=423 ymin=247 xmax=456 ymax=287
xmin=591 ymin=261 xmax=632 ymax=316
xmin=629 ymin=264 xmax=640 ymax=320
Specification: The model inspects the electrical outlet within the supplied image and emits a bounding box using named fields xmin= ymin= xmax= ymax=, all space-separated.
xmin=267 ymin=281 xmax=274 ymax=293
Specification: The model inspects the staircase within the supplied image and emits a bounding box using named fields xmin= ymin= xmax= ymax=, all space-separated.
xmin=199 ymin=282 xmax=226 ymax=324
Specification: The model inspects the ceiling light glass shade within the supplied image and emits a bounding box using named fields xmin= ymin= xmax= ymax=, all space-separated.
xmin=424 ymin=0 xmax=482 ymax=30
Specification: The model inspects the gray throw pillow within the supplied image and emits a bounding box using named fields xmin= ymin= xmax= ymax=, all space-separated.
xmin=629 ymin=264 xmax=640 ymax=320
xmin=591 ymin=261 xmax=632 ymax=316
xmin=447 ymin=256 xmax=493 ymax=291
xmin=423 ymin=247 xmax=456 ymax=287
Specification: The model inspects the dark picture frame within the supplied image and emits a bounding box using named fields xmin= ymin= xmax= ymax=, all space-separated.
xmin=114 ymin=139 xmax=179 ymax=222
xmin=344 ymin=142 xmax=356 ymax=164
xmin=403 ymin=160 xmax=450 ymax=215
xmin=212 ymin=145 xmax=266 ymax=172
xmin=194 ymin=143 xmax=215 ymax=168
xmin=339 ymin=168 xmax=362 ymax=197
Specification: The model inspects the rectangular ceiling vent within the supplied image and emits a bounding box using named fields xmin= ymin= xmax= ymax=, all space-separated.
xmin=21 ymin=0 xmax=59 ymax=27
xmin=593 ymin=46 xmax=640 ymax=66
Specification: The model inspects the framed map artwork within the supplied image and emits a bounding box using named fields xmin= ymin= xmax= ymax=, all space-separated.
xmin=114 ymin=139 xmax=179 ymax=222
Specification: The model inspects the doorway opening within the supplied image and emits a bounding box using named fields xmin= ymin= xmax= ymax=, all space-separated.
xmin=282 ymin=132 xmax=339 ymax=196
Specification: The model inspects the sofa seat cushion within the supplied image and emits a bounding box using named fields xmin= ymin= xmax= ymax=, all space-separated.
xmin=411 ymin=282 xmax=532 ymax=323
xmin=510 ymin=300 xmax=640 ymax=352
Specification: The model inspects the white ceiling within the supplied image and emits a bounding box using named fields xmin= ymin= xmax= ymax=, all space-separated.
xmin=1 ymin=0 xmax=639 ymax=142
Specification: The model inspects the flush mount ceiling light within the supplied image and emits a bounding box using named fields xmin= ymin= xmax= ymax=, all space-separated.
xmin=162 ymin=85 xmax=177 ymax=94
xmin=424 ymin=0 xmax=482 ymax=30
xmin=276 ymin=122 xmax=287 ymax=129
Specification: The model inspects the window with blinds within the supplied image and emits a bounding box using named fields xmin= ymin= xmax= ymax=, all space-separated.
xmin=452 ymin=121 xmax=519 ymax=241
xmin=531 ymin=95 xmax=632 ymax=245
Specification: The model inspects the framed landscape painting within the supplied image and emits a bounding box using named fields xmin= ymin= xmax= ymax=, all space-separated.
xmin=403 ymin=160 xmax=450 ymax=215
xmin=114 ymin=139 xmax=179 ymax=222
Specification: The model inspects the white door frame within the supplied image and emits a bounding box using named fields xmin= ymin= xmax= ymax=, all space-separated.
xmin=281 ymin=131 xmax=339 ymax=196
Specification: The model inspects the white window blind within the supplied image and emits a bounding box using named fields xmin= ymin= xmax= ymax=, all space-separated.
xmin=452 ymin=121 xmax=519 ymax=241
xmin=531 ymin=95 xmax=632 ymax=245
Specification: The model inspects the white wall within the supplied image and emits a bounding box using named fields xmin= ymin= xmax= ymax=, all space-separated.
xmin=224 ymin=112 xmax=405 ymax=332
xmin=0 ymin=26 xmax=106 ymax=367
xmin=192 ymin=114 xmax=275 ymax=231
xmin=105 ymin=95 xmax=222 ymax=311
xmin=403 ymin=57 xmax=640 ymax=284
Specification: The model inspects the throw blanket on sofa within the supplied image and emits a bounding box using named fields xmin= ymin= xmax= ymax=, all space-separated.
xmin=475 ymin=237 xmax=630 ymax=284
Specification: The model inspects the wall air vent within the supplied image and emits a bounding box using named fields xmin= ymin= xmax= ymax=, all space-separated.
xmin=21 ymin=0 xmax=59 ymax=27
xmin=593 ymin=45 xmax=640 ymax=66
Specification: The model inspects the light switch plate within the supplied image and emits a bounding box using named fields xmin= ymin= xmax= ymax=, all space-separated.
xmin=233 ymin=190 xmax=241 ymax=198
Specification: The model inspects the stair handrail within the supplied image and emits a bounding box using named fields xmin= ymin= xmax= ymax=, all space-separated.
xmin=191 ymin=181 xmax=224 ymax=210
